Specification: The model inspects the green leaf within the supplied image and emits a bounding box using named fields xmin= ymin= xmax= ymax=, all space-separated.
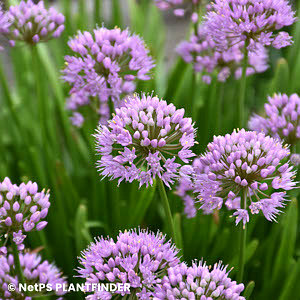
xmin=268 ymin=58 xmax=290 ymax=94
xmin=129 ymin=183 xmax=157 ymax=226
xmin=243 ymin=281 xmax=255 ymax=299
xmin=164 ymin=59 xmax=188 ymax=101
xmin=174 ymin=213 xmax=183 ymax=251
xmin=279 ymin=258 xmax=300 ymax=300
xmin=74 ymin=203 xmax=93 ymax=253
xmin=230 ymin=239 xmax=259 ymax=275
xmin=272 ymin=198 xmax=298 ymax=282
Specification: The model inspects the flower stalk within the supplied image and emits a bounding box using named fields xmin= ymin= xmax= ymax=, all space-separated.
xmin=238 ymin=189 xmax=247 ymax=283
xmin=238 ymin=41 xmax=249 ymax=128
xmin=157 ymin=178 xmax=177 ymax=245
xmin=11 ymin=236 xmax=25 ymax=287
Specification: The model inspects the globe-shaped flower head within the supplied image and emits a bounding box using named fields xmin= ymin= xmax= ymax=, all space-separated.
xmin=249 ymin=93 xmax=300 ymax=146
xmin=0 ymin=252 xmax=66 ymax=299
xmin=0 ymin=6 xmax=11 ymax=48
xmin=193 ymin=129 xmax=296 ymax=227
xmin=154 ymin=261 xmax=245 ymax=300
xmin=176 ymin=24 xmax=268 ymax=84
xmin=205 ymin=0 xmax=296 ymax=50
xmin=0 ymin=177 xmax=50 ymax=248
xmin=2 ymin=0 xmax=65 ymax=46
xmin=95 ymin=94 xmax=196 ymax=188
xmin=62 ymin=28 xmax=155 ymax=108
xmin=77 ymin=229 xmax=180 ymax=299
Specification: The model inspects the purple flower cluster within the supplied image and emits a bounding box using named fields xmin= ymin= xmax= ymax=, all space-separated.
xmin=154 ymin=261 xmax=245 ymax=300
xmin=249 ymin=93 xmax=300 ymax=146
xmin=0 ymin=177 xmax=50 ymax=248
xmin=62 ymin=28 xmax=155 ymax=109
xmin=1 ymin=0 xmax=65 ymax=46
xmin=77 ymin=229 xmax=180 ymax=299
xmin=154 ymin=0 xmax=201 ymax=23
xmin=204 ymin=0 xmax=296 ymax=51
xmin=177 ymin=160 xmax=241 ymax=218
xmin=176 ymin=159 xmax=200 ymax=218
xmin=95 ymin=94 xmax=196 ymax=188
xmin=190 ymin=129 xmax=296 ymax=226
xmin=0 ymin=252 xmax=66 ymax=299
xmin=66 ymin=91 xmax=110 ymax=127
xmin=176 ymin=25 xmax=268 ymax=84
xmin=0 ymin=6 xmax=10 ymax=50
xmin=290 ymin=154 xmax=300 ymax=166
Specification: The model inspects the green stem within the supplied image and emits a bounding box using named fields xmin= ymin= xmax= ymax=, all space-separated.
xmin=0 ymin=60 xmax=21 ymax=130
xmin=112 ymin=0 xmax=122 ymax=27
xmin=11 ymin=239 xmax=26 ymax=287
xmin=238 ymin=189 xmax=247 ymax=283
xmin=94 ymin=0 xmax=102 ymax=25
xmin=31 ymin=45 xmax=47 ymax=144
xmin=78 ymin=0 xmax=88 ymax=29
xmin=216 ymin=83 xmax=225 ymax=133
xmin=157 ymin=178 xmax=177 ymax=245
xmin=63 ymin=0 xmax=73 ymax=34
xmin=190 ymin=72 xmax=196 ymax=117
xmin=238 ymin=41 xmax=249 ymax=128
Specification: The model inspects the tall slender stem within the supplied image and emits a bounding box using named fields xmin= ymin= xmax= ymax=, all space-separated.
xmin=11 ymin=239 xmax=26 ymax=287
xmin=190 ymin=72 xmax=196 ymax=117
xmin=238 ymin=41 xmax=249 ymax=128
xmin=112 ymin=0 xmax=122 ymax=27
xmin=94 ymin=0 xmax=102 ymax=25
xmin=238 ymin=189 xmax=247 ymax=282
xmin=0 ymin=60 xmax=21 ymax=130
xmin=216 ymin=83 xmax=225 ymax=133
xmin=157 ymin=178 xmax=177 ymax=245
xmin=31 ymin=45 xmax=46 ymax=143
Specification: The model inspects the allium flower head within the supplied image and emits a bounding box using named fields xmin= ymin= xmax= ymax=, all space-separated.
xmin=205 ymin=0 xmax=296 ymax=50
xmin=0 ymin=5 xmax=10 ymax=34
xmin=0 ymin=177 xmax=50 ymax=246
xmin=176 ymin=25 xmax=268 ymax=84
xmin=95 ymin=94 xmax=196 ymax=188
xmin=66 ymin=91 xmax=110 ymax=127
xmin=193 ymin=129 xmax=296 ymax=226
xmin=154 ymin=261 xmax=245 ymax=300
xmin=177 ymin=160 xmax=241 ymax=218
xmin=290 ymin=154 xmax=300 ymax=166
xmin=154 ymin=0 xmax=201 ymax=22
xmin=2 ymin=0 xmax=64 ymax=46
xmin=0 ymin=252 xmax=66 ymax=299
xmin=77 ymin=229 xmax=180 ymax=299
xmin=62 ymin=27 xmax=155 ymax=108
xmin=249 ymin=93 xmax=300 ymax=146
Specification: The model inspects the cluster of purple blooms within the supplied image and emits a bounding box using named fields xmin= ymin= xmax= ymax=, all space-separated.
xmin=154 ymin=261 xmax=245 ymax=300
xmin=0 ymin=0 xmax=65 ymax=47
xmin=0 ymin=177 xmax=66 ymax=299
xmin=249 ymin=93 xmax=300 ymax=146
xmin=177 ymin=129 xmax=296 ymax=227
xmin=0 ymin=177 xmax=50 ymax=249
xmin=77 ymin=229 xmax=180 ymax=299
xmin=95 ymin=94 xmax=196 ymax=188
xmin=0 ymin=252 xmax=66 ymax=299
xmin=78 ymin=229 xmax=245 ymax=299
xmin=154 ymin=0 xmax=201 ymax=23
xmin=0 ymin=6 xmax=10 ymax=50
xmin=66 ymin=91 xmax=110 ymax=128
xmin=62 ymin=27 xmax=155 ymax=126
xmin=204 ymin=0 xmax=296 ymax=51
xmin=176 ymin=25 xmax=268 ymax=84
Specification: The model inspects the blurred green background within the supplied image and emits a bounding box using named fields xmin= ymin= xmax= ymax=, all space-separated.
xmin=1 ymin=0 xmax=300 ymax=299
